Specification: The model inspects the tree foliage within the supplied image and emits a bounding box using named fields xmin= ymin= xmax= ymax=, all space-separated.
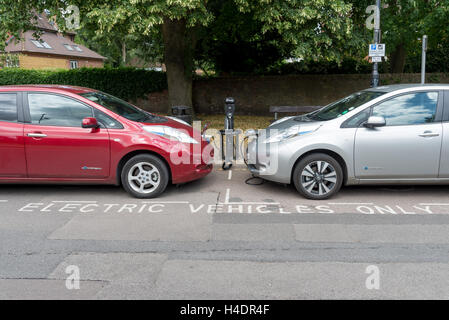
xmin=347 ymin=0 xmax=449 ymax=73
xmin=1 ymin=0 xmax=448 ymax=110
xmin=1 ymin=0 xmax=355 ymax=63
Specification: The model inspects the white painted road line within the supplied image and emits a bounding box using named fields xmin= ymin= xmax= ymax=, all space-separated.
xmin=222 ymin=187 xmax=281 ymax=205
xmin=327 ymin=202 xmax=374 ymax=205
xmin=228 ymin=170 xmax=232 ymax=180
xmin=218 ymin=202 xmax=280 ymax=205
xmin=224 ymin=188 xmax=230 ymax=204
xmin=0 ymin=200 xmax=8 ymax=202
xmin=419 ymin=203 xmax=449 ymax=206
xmin=51 ymin=200 xmax=98 ymax=203
xmin=142 ymin=201 xmax=190 ymax=204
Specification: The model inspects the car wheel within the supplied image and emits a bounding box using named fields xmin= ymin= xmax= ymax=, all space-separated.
xmin=121 ymin=154 xmax=169 ymax=198
xmin=293 ymin=153 xmax=343 ymax=200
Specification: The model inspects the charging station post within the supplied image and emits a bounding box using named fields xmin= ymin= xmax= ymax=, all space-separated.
xmin=220 ymin=97 xmax=240 ymax=170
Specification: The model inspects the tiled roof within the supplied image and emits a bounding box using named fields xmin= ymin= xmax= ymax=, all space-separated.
xmin=4 ymin=12 xmax=106 ymax=61
xmin=5 ymin=30 xmax=106 ymax=60
xmin=33 ymin=12 xmax=58 ymax=32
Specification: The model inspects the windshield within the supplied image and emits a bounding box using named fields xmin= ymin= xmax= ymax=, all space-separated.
xmin=80 ymin=91 xmax=152 ymax=122
xmin=307 ymin=91 xmax=386 ymax=121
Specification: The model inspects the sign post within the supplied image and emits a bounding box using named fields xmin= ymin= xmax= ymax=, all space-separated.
xmin=371 ymin=0 xmax=381 ymax=87
xmin=421 ymin=35 xmax=428 ymax=84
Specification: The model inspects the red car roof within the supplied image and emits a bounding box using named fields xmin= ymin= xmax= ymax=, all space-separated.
xmin=0 ymin=84 xmax=98 ymax=94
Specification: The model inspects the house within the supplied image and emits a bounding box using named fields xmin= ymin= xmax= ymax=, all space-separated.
xmin=3 ymin=13 xmax=106 ymax=69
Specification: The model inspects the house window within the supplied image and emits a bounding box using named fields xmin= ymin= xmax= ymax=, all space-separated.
xmin=31 ymin=40 xmax=43 ymax=48
xmin=31 ymin=39 xmax=52 ymax=49
xmin=73 ymin=45 xmax=83 ymax=52
xmin=1 ymin=54 xmax=20 ymax=68
xmin=64 ymin=44 xmax=74 ymax=51
xmin=70 ymin=60 xmax=79 ymax=69
xmin=5 ymin=57 xmax=19 ymax=68
xmin=41 ymin=42 xmax=52 ymax=49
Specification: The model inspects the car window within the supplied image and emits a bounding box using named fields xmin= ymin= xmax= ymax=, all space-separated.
xmin=94 ymin=109 xmax=124 ymax=129
xmin=80 ymin=91 xmax=151 ymax=122
xmin=0 ymin=93 xmax=18 ymax=122
xmin=28 ymin=93 xmax=93 ymax=127
xmin=372 ymin=92 xmax=439 ymax=126
xmin=307 ymin=91 xmax=385 ymax=121
xmin=342 ymin=108 xmax=371 ymax=128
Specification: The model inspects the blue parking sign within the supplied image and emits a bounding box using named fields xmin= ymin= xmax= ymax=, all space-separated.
xmin=369 ymin=43 xmax=385 ymax=57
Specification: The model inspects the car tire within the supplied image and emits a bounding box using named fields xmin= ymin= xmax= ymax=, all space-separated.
xmin=121 ymin=154 xmax=169 ymax=199
xmin=292 ymin=153 xmax=343 ymax=200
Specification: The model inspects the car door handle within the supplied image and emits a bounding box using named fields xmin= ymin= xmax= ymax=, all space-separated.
xmin=419 ymin=131 xmax=439 ymax=138
xmin=27 ymin=133 xmax=47 ymax=138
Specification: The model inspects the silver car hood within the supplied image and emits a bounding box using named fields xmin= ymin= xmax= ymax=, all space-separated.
xmin=259 ymin=116 xmax=324 ymax=140
xmin=268 ymin=115 xmax=322 ymax=130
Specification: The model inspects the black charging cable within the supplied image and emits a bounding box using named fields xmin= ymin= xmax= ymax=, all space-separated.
xmin=245 ymin=175 xmax=264 ymax=185
xmin=222 ymin=162 xmax=233 ymax=170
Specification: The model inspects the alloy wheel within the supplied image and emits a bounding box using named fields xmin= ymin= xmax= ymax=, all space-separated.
xmin=127 ymin=162 xmax=161 ymax=194
xmin=300 ymin=160 xmax=337 ymax=196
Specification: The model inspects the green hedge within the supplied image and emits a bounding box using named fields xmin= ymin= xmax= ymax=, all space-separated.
xmin=0 ymin=67 xmax=167 ymax=101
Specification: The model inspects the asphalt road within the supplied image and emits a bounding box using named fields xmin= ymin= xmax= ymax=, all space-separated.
xmin=2 ymin=165 xmax=449 ymax=299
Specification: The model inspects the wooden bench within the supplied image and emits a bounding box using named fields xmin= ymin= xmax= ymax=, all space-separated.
xmin=269 ymin=106 xmax=322 ymax=120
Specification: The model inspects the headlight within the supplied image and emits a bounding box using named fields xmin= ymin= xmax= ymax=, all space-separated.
xmin=166 ymin=116 xmax=191 ymax=127
xmin=269 ymin=116 xmax=294 ymax=127
xmin=143 ymin=126 xmax=199 ymax=144
xmin=263 ymin=125 xmax=318 ymax=144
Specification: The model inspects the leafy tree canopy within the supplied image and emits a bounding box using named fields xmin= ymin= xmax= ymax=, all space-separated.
xmin=1 ymin=0 xmax=354 ymax=60
xmin=2 ymin=0 xmax=448 ymax=110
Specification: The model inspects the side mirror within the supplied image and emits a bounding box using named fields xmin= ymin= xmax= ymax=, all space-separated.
xmin=82 ymin=117 xmax=99 ymax=129
xmin=364 ymin=116 xmax=386 ymax=129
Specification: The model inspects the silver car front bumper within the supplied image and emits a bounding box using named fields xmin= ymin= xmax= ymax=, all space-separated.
xmin=246 ymin=137 xmax=293 ymax=184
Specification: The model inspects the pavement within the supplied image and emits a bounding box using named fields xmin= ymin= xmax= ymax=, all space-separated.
xmin=2 ymin=165 xmax=449 ymax=299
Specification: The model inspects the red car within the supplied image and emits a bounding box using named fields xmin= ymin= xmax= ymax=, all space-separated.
xmin=0 ymin=85 xmax=213 ymax=198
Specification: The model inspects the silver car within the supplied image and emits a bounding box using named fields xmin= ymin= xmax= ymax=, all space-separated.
xmin=247 ymin=84 xmax=449 ymax=199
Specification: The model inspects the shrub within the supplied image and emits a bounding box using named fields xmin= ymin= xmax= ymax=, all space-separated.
xmin=0 ymin=67 xmax=167 ymax=101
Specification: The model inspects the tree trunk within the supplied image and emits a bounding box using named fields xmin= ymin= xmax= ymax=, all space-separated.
xmin=122 ymin=41 xmax=126 ymax=65
xmin=162 ymin=18 xmax=195 ymax=114
xmin=390 ymin=43 xmax=406 ymax=73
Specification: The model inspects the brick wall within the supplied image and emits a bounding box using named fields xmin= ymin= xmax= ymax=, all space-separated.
xmin=18 ymin=53 xmax=104 ymax=70
xmin=131 ymin=73 xmax=449 ymax=115
xmin=78 ymin=59 xmax=104 ymax=68
xmin=19 ymin=54 xmax=67 ymax=69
